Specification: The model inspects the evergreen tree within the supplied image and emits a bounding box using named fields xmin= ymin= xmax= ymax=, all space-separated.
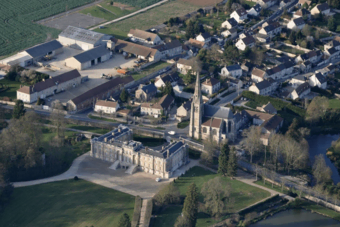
xmin=120 ymin=88 xmax=128 ymax=103
xmin=218 ymin=143 xmax=229 ymax=176
xmin=328 ymin=17 xmax=336 ymax=32
xmin=12 ymin=100 xmax=25 ymax=119
xmin=194 ymin=21 xmax=201 ymax=35
xmin=185 ymin=20 xmax=195 ymax=39
xmin=182 ymin=183 xmax=199 ymax=227
xmin=118 ymin=213 xmax=131 ymax=227
xmin=289 ymin=31 xmax=296 ymax=45
xmin=163 ymin=81 xmax=174 ymax=96
xmin=227 ymin=147 xmax=237 ymax=177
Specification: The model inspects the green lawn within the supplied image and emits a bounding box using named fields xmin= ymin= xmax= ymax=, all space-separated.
xmin=244 ymin=1 xmax=257 ymax=7
xmin=0 ymin=79 xmax=22 ymax=99
xmin=131 ymin=61 xmax=171 ymax=81
xmin=88 ymin=114 xmax=118 ymax=122
xmin=66 ymin=124 xmax=110 ymax=134
xmin=277 ymin=45 xmax=305 ymax=55
xmin=255 ymin=180 xmax=290 ymax=195
xmin=133 ymin=134 xmax=166 ymax=147
xmin=80 ymin=2 xmax=134 ymax=21
xmin=153 ymin=167 xmax=271 ymax=227
xmin=0 ymin=179 xmax=135 ymax=227
xmin=198 ymin=13 xmax=229 ymax=28
xmin=302 ymin=201 xmax=340 ymax=221
xmin=177 ymin=120 xmax=190 ymax=129
xmin=329 ymin=99 xmax=340 ymax=109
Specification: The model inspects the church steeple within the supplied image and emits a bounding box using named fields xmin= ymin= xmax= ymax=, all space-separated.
xmin=193 ymin=73 xmax=202 ymax=103
xmin=189 ymin=73 xmax=203 ymax=139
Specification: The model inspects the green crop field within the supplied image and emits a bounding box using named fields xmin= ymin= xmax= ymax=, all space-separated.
xmin=0 ymin=0 xmax=95 ymax=57
xmin=80 ymin=2 xmax=135 ymax=21
xmin=111 ymin=0 xmax=162 ymax=8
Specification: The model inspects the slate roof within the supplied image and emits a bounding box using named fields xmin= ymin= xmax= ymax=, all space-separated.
xmin=25 ymin=40 xmax=62 ymax=58
xmin=227 ymin=18 xmax=238 ymax=27
xmin=115 ymin=39 xmax=159 ymax=58
xmin=72 ymin=46 xmax=110 ymax=63
xmin=59 ymin=26 xmax=106 ymax=44
xmin=284 ymin=60 xmax=295 ymax=68
xmin=252 ymin=4 xmax=262 ymax=12
xmin=293 ymin=74 xmax=305 ymax=81
xmin=140 ymin=83 xmax=157 ymax=94
xmin=155 ymin=141 xmax=184 ymax=158
xmin=226 ymin=64 xmax=241 ymax=71
xmin=314 ymin=72 xmax=327 ymax=84
xmin=204 ymin=105 xmax=234 ymax=119
xmin=327 ymin=47 xmax=338 ymax=55
xmin=235 ymin=7 xmax=247 ymax=17
xmin=97 ymin=126 xmax=130 ymax=142
xmin=262 ymin=115 xmax=283 ymax=131
xmin=292 ymin=17 xmax=305 ymax=26
xmin=326 ymin=39 xmax=340 ymax=48
xmin=182 ymin=100 xmax=192 ymax=111
xmin=254 ymin=80 xmax=272 ymax=90
xmin=202 ymin=77 xmax=220 ymax=86
xmin=199 ymin=32 xmax=211 ymax=39
xmin=242 ymin=35 xmax=256 ymax=45
xmin=129 ymin=29 xmax=159 ymax=42
xmin=295 ymin=82 xmax=310 ymax=95
xmin=153 ymin=40 xmax=182 ymax=52
xmin=159 ymin=94 xmax=174 ymax=109
xmin=316 ymin=2 xmax=330 ymax=11
xmin=96 ymin=100 xmax=118 ymax=108
xmin=157 ymin=72 xmax=180 ymax=84
xmin=262 ymin=102 xmax=277 ymax=114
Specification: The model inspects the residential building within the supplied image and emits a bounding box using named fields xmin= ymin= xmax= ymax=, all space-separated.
xmin=196 ymin=32 xmax=212 ymax=44
xmin=17 ymin=70 xmax=82 ymax=103
xmin=300 ymin=61 xmax=312 ymax=73
xmin=287 ymin=17 xmax=305 ymax=30
xmin=189 ymin=74 xmax=236 ymax=143
xmin=316 ymin=64 xmax=336 ymax=76
xmin=128 ymin=29 xmax=162 ymax=45
xmin=324 ymin=39 xmax=340 ymax=51
xmin=244 ymin=110 xmax=283 ymax=134
xmin=288 ymin=82 xmax=311 ymax=100
xmin=94 ymin=100 xmax=119 ymax=114
xmin=247 ymin=4 xmax=262 ymax=16
xmin=58 ymin=26 xmax=111 ymax=51
xmin=135 ymin=83 xmax=157 ymax=102
xmin=152 ymin=39 xmax=182 ymax=58
xmin=187 ymin=38 xmax=206 ymax=52
xmin=65 ymin=46 xmax=111 ymax=70
xmin=257 ymin=33 xmax=270 ymax=43
xmin=114 ymin=39 xmax=162 ymax=62
xmin=249 ymin=79 xmax=277 ymax=96
xmin=176 ymin=100 xmax=192 ymax=121
xmin=241 ymin=61 xmax=254 ymax=75
xmin=154 ymin=72 xmax=181 ymax=88
xmin=266 ymin=64 xmax=286 ymax=80
xmin=258 ymin=22 xmax=282 ymax=38
xmin=290 ymin=74 xmax=306 ymax=87
xmin=140 ymin=94 xmax=174 ymax=117
xmin=236 ymin=35 xmax=256 ymax=51
xmin=296 ymin=50 xmax=323 ymax=64
xmin=298 ymin=0 xmax=312 ymax=7
xmin=221 ymin=27 xmax=238 ymax=39
xmin=251 ymin=67 xmax=267 ymax=82
xmin=324 ymin=47 xmax=340 ymax=59
xmin=221 ymin=64 xmax=242 ymax=78
xmin=221 ymin=18 xmax=238 ymax=29
xmin=309 ymin=72 xmax=327 ymax=89
xmin=256 ymin=102 xmax=277 ymax=114
xmin=67 ymin=76 xmax=134 ymax=112
xmin=177 ymin=58 xmax=195 ymax=75
xmin=201 ymin=78 xmax=221 ymax=95
xmin=293 ymin=8 xmax=311 ymax=19
xmin=228 ymin=78 xmax=243 ymax=89
xmin=230 ymin=8 xmax=248 ymax=23
xmin=311 ymin=3 xmax=331 ymax=16
xmin=90 ymin=125 xmax=188 ymax=179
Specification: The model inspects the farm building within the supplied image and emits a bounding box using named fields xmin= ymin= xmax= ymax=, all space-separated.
xmin=17 ymin=69 xmax=81 ymax=103
xmin=0 ymin=40 xmax=63 ymax=67
xmin=65 ymin=46 xmax=111 ymax=70
xmin=58 ymin=26 xmax=111 ymax=51
xmin=128 ymin=29 xmax=162 ymax=45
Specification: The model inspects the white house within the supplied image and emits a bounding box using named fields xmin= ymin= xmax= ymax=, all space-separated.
xmin=221 ymin=64 xmax=242 ymax=78
xmin=249 ymin=79 xmax=277 ymax=96
xmin=128 ymin=29 xmax=162 ymax=45
xmin=259 ymin=22 xmax=282 ymax=38
xmin=221 ymin=27 xmax=238 ymax=39
xmin=154 ymin=72 xmax=181 ymax=88
xmin=293 ymin=8 xmax=311 ymax=19
xmin=152 ymin=39 xmax=182 ymax=58
xmin=177 ymin=58 xmax=195 ymax=75
xmin=287 ymin=18 xmax=305 ymax=30
xmin=201 ymin=78 xmax=221 ymax=95
xmin=309 ymin=73 xmax=327 ymax=89
xmin=251 ymin=67 xmax=267 ymax=82
xmin=247 ymin=4 xmax=262 ymax=16
xmin=230 ymin=8 xmax=248 ymax=23
xmin=324 ymin=38 xmax=340 ymax=51
xmin=235 ymin=35 xmax=256 ymax=51
xmin=221 ymin=18 xmax=238 ymax=29
xmin=94 ymin=100 xmax=120 ymax=114
xmin=311 ymin=3 xmax=331 ymax=16
xmin=288 ymin=82 xmax=311 ymax=100
xmin=196 ymin=32 xmax=212 ymax=44
xmin=290 ymin=75 xmax=306 ymax=88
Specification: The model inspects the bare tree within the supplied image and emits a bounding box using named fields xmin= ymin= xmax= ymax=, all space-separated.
xmin=282 ymin=136 xmax=308 ymax=174
xmin=50 ymin=100 xmax=66 ymax=146
xmin=262 ymin=168 xmax=267 ymax=185
xmin=269 ymin=170 xmax=276 ymax=188
xmin=306 ymin=96 xmax=329 ymax=124
xmin=241 ymin=126 xmax=261 ymax=163
xmin=313 ymin=154 xmax=332 ymax=185
xmin=269 ymin=133 xmax=284 ymax=171
xmin=280 ymin=177 xmax=287 ymax=192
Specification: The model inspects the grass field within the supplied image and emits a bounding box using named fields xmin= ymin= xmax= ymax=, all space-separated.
xmin=94 ymin=1 xmax=200 ymax=39
xmin=153 ymin=167 xmax=271 ymax=227
xmin=244 ymin=0 xmax=257 ymax=7
xmin=80 ymin=2 xmax=135 ymax=21
xmin=0 ymin=179 xmax=135 ymax=227
xmin=177 ymin=120 xmax=190 ymax=129
xmin=329 ymin=99 xmax=340 ymax=109
xmin=88 ymin=114 xmax=118 ymax=122
xmin=0 ymin=0 xmax=96 ymax=57
xmin=255 ymin=180 xmax=290 ymax=195
xmin=131 ymin=61 xmax=171 ymax=81
xmin=0 ymin=79 xmax=22 ymax=99
xmin=198 ymin=13 xmax=229 ymax=28
xmin=66 ymin=124 xmax=110 ymax=134
xmin=277 ymin=45 xmax=305 ymax=55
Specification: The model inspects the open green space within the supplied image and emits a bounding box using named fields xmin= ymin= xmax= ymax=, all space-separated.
xmin=198 ymin=13 xmax=229 ymax=28
xmin=177 ymin=120 xmax=190 ymax=129
xmin=133 ymin=134 xmax=166 ymax=147
xmin=88 ymin=114 xmax=118 ymax=122
xmin=302 ymin=202 xmax=340 ymax=221
xmin=153 ymin=167 xmax=271 ymax=227
xmin=0 ymin=0 xmax=95 ymax=57
xmin=329 ymin=99 xmax=340 ymax=109
xmin=255 ymin=180 xmax=290 ymax=195
xmin=244 ymin=0 xmax=257 ymax=7
xmin=0 ymin=79 xmax=22 ymax=100
xmin=276 ymin=45 xmax=305 ymax=55
xmin=66 ymin=124 xmax=110 ymax=134
xmin=131 ymin=61 xmax=171 ymax=81
xmin=80 ymin=2 xmax=134 ymax=21
xmin=94 ymin=1 xmax=199 ymax=39
xmin=109 ymin=0 xmax=162 ymax=8
xmin=0 ymin=179 xmax=135 ymax=227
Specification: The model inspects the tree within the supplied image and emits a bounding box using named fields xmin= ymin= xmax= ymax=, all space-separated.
xmin=12 ymin=100 xmax=25 ymax=119
xmin=302 ymin=24 xmax=312 ymax=37
xmin=286 ymin=118 xmax=301 ymax=141
xmin=174 ymin=216 xmax=189 ymax=227
xmin=218 ymin=143 xmax=230 ymax=176
xmin=306 ymin=96 xmax=329 ymax=124
xmin=182 ymin=183 xmax=199 ymax=227
xmin=50 ymin=101 xmax=66 ymax=146
xmin=313 ymin=154 xmax=332 ymax=185
xmin=183 ymin=70 xmax=195 ymax=84
xmin=163 ymin=81 xmax=174 ymax=96
xmin=118 ymin=213 xmax=131 ymax=227
xmin=241 ymin=126 xmax=261 ymax=163
xmin=289 ymin=31 xmax=296 ymax=45
xmin=269 ymin=133 xmax=284 ymax=171
xmin=227 ymin=147 xmax=237 ymax=177
xmin=201 ymin=177 xmax=232 ymax=217
xmin=154 ymin=183 xmax=181 ymax=206
xmin=328 ymin=16 xmax=336 ymax=32
xmin=120 ymin=88 xmax=128 ymax=103
xmin=282 ymin=136 xmax=308 ymax=174
xmin=302 ymin=2 xmax=308 ymax=8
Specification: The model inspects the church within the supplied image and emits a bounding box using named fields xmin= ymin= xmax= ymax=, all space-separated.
xmin=189 ymin=74 xmax=236 ymax=144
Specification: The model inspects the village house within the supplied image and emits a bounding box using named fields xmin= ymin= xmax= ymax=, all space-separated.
xmin=154 ymin=72 xmax=181 ymax=88
xmin=309 ymin=72 xmax=327 ymax=89
xmin=297 ymin=0 xmax=312 ymax=7
xmin=286 ymin=82 xmax=311 ymax=100
xmin=251 ymin=67 xmax=267 ymax=82
xmin=230 ymin=8 xmax=248 ymax=23
xmin=266 ymin=64 xmax=286 ymax=80
xmin=311 ymin=3 xmax=331 ymax=16
xmin=91 ymin=125 xmax=188 ymax=179
xmin=17 ymin=70 xmax=81 ymax=103
xmin=221 ymin=64 xmax=242 ymax=78
xmin=196 ymin=32 xmax=212 ymax=44
xmin=176 ymin=100 xmax=191 ymax=121
xmin=316 ymin=64 xmax=336 ymax=76
xmin=187 ymin=38 xmax=206 ymax=53
xmin=128 ymin=29 xmax=162 ymax=45
xmin=94 ymin=100 xmax=120 ymax=114
xmin=228 ymin=78 xmax=243 ymax=89
xmin=236 ymin=35 xmax=256 ymax=51
xmin=324 ymin=47 xmax=340 ymax=59
xmin=290 ymin=75 xmax=306 ymax=87
xmin=135 ymin=83 xmax=157 ymax=102
xmin=256 ymin=102 xmax=277 ymax=114
xmin=293 ymin=8 xmax=311 ymax=19
xmin=140 ymin=94 xmax=174 ymax=117
xmin=287 ymin=17 xmax=305 ymax=30
xmin=324 ymin=38 xmax=340 ymax=51
xmin=177 ymin=58 xmax=196 ymax=75
xmin=221 ymin=18 xmax=238 ymax=29
xmin=247 ymin=4 xmax=262 ymax=16
xmin=256 ymin=33 xmax=270 ymax=43
xmin=221 ymin=27 xmax=238 ymax=39
xmin=249 ymin=79 xmax=277 ymax=96
xmin=295 ymin=50 xmax=323 ymax=64
xmin=299 ymin=61 xmax=312 ymax=73
xmin=241 ymin=62 xmax=254 ymax=75
xmin=201 ymin=78 xmax=221 ymax=95
xmin=152 ymin=39 xmax=182 ymax=58
xmin=259 ymin=22 xmax=282 ymax=38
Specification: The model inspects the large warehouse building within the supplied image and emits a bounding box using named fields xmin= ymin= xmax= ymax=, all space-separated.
xmin=58 ymin=26 xmax=111 ymax=51
xmin=65 ymin=46 xmax=111 ymax=70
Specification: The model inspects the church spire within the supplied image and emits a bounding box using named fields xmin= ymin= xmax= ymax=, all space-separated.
xmin=193 ymin=73 xmax=202 ymax=103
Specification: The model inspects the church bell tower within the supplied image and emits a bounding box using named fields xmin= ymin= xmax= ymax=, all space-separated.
xmin=189 ymin=73 xmax=203 ymax=139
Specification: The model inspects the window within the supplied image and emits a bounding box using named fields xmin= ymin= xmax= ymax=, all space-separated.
xmin=203 ymin=127 xmax=207 ymax=133
xmin=212 ymin=129 xmax=217 ymax=135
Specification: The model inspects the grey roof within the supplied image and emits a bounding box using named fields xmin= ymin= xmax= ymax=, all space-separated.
xmin=263 ymin=115 xmax=283 ymax=131
xmin=255 ymin=80 xmax=272 ymax=90
xmin=226 ymin=64 xmax=241 ymax=71
xmin=159 ymin=94 xmax=174 ymax=109
xmin=140 ymin=141 xmax=185 ymax=158
xmin=141 ymin=83 xmax=157 ymax=94
xmin=295 ymin=82 xmax=310 ymax=95
xmin=153 ymin=40 xmax=182 ymax=52
xmin=72 ymin=46 xmax=110 ymax=63
xmin=314 ymin=72 xmax=327 ymax=84
xmin=59 ymin=26 xmax=106 ymax=44
xmin=236 ymin=7 xmax=247 ymax=17
xmin=204 ymin=104 xmax=234 ymax=119
xmin=200 ymin=32 xmax=212 ymax=39
xmin=316 ymin=2 xmax=330 ymax=11
xmin=327 ymin=47 xmax=338 ymax=55
xmin=98 ymin=126 xmax=130 ymax=142
xmin=293 ymin=74 xmax=305 ymax=81
xmin=227 ymin=18 xmax=238 ymax=27
xmin=284 ymin=60 xmax=295 ymax=68
xmin=25 ymin=40 xmax=62 ymax=58
xmin=182 ymin=100 xmax=192 ymax=111
xmin=242 ymin=35 xmax=256 ymax=45
xmin=253 ymin=4 xmax=262 ymax=12
xmin=263 ymin=102 xmax=277 ymax=113
xmin=292 ymin=17 xmax=305 ymax=26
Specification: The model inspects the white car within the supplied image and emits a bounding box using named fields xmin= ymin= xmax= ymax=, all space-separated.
xmin=168 ymin=131 xmax=175 ymax=135
xmin=156 ymin=178 xmax=161 ymax=182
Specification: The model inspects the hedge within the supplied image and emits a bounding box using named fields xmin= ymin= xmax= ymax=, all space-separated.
xmin=131 ymin=196 xmax=142 ymax=227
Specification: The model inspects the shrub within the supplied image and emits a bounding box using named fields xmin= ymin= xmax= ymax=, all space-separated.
xmin=74 ymin=176 xmax=79 ymax=181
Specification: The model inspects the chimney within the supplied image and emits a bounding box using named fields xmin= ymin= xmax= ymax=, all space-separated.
xmin=162 ymin=146 xmax=165 ymax=150
xmin=112 ymin=132 xmax=115 ymax=136
xmin=167 ymin=150 xmax=170 ymax=158
xmin=118 ymin=128 xmax=121 ymax=132
xmin=104 ymin=137 xmax=107 ymax=142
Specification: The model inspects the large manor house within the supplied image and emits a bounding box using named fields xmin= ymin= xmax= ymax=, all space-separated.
xmin=91 ymin=125 xmax=188 ymax=178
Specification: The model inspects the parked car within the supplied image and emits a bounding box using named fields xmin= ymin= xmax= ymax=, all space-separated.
xmin=168 ymin=131 xmax=176 ymax=135
xmin=156 ymin=178 xmax=161 ymax=182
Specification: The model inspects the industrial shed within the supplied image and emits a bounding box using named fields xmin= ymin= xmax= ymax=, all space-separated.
xmin=65 ymin=46 xmax=111 ymax=70
xmin=58 ymin=26 xmax=111 ymax=51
